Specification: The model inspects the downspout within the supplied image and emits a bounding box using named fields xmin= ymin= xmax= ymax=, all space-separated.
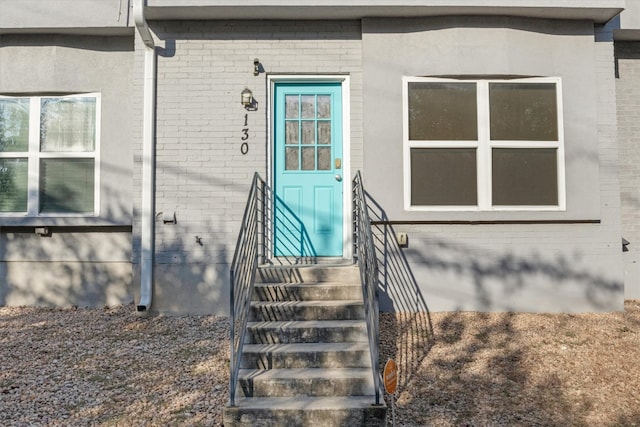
xmin=133 ymin=0 xmax=156 ymax=312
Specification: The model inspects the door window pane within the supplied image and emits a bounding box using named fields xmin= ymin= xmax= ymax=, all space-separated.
xmin=285 ymin=147 xmax=299 ymax=171
xmin=301 ymin=95 xmax=315 ymax=119
xmin=285 ymin=121 xmax=299 ymax=145
xmin=40 ymin=97 xmax=96 ymax=152
xmin=39 ymin=158 xmax=95 ymax=213
xmin=302 ymin=121 xmax=315 ymax=145
xmin=0 ymin=158 xmax=28 ymax=212
xmin=318 ymin=147 xmax=331 ymax=170
xmin=411 ymin=148 xmax=477 ymax=205
xmin=408 ymin=82 xmax=478 ymax=141
xmin=0 ymin=98 xmax=30 ymax=152
xmin=489 ymin=83 xmax=558 ymax=141
xmin=301 ymin=147 xmax=315 ymax=170
xmin=318 ymin=121 xmax=331 ymax=145
xmin=492 ymin=148 xmax=558 ymax=205
xmin=285 ymin=95 xmax=299 ymax=119
xmin=317 ymin=95 xmax=331 ymax=118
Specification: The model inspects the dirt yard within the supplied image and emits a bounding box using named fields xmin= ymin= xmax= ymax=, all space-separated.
xmin=381 ymin=300 xmax=640 ymax=426
xmin=1 ymin=301 xmax=639 ymax=426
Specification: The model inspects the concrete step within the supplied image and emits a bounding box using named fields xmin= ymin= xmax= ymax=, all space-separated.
xmin=245 ymin=320 xmax=368 ymax=344
xmin=237 ymin=368 xmax=375 ymax=398
xmin=223 ymin=396 xmax=387 ymax=427
xmin=249 ymin=300 xmax=365 ymax=322
xmin=240 ymin=342 xmax=371 ymax=369
xmin=257 ymin=265 xmax=361 ymax=284
xmin=253 ymin=282 xmax=362 ymax=302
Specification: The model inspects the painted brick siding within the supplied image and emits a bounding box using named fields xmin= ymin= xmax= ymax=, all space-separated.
xmin=616 ymin=40 xmax=640 ymax=299
xmin=132 ymin=20 xmax=363 ymax=313
xmin=362 ymin=18 xmax=624 ymax=312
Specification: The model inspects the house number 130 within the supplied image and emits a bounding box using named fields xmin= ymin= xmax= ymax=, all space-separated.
xmin=241 ymin=114 xmax=249 ymax=155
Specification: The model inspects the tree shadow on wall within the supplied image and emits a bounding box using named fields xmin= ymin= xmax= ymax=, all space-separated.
xmin=406 ymin=237 xmax=622 ymax=312
xmin=359 ymin=192 xmax=632 ymax=426
xmin=0 ymin=180 xmax=133 ymax=308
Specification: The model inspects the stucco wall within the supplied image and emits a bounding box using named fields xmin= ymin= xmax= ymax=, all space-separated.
xmin=615 ymin=40 xmax=640 ymax=299
xmin=0 ymin=34 xmax=135 ymax=307
xmin=132 ymin=20 xmax=363 ymax=314
xmin=0 ymin=0 xmax=130 ymax=33
xmin=362 ymin=17 xmax=623 ymax=312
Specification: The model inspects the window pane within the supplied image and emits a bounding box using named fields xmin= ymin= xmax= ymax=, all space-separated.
xmin=40 ymin=97 xmax=96 ymax=152
xmin=318 ymin=147 xmax=331 ymax=170
xmin=302 ymin=121 xmax=315 ymax=145
xmin=317 ymin=95 xmax=331 ymax=118
xmin=301 ymin=95 xmax=315 ymax=119
xmin=492 ymin=148 xmax=558 ymax=205
xmin=0 ymin=158 xmax=28 ymax=212
xmin=39 ymin=158 xmax=95 ymax=213
xmin=408 ymin=82 xmax=477 ymax=141
xmin=0 ymin=98 xmax=30 ymax=152
xmin=285 ymin=95 xmax=299 ymax=119
xmin=285 ymin=147 xmax=299 ymax=170
xmin=318 ymin=121 xmax=331 ymax=145
xmin=411 ymin=148 xmax=477 ymax=205
xmin=490 ymin=83 xmax=558 ymax=141
xmin=301 ymin=147 xmax=315 ymax=170
xmin=286 ymin=121 xmax=299 ymax=145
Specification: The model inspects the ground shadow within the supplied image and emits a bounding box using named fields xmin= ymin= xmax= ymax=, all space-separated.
xmin=362 ymin=191 xmax=435 ymax=400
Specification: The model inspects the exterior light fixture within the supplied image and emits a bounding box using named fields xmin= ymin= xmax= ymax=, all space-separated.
xmin=253 ymin=58 xmax=260 ymax=76
xmin=241 ymin=87 xmax=253 ymax=107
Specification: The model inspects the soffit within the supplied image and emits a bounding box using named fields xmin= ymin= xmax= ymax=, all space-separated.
xmin=145 ymin=1 xmax=623 ymax=24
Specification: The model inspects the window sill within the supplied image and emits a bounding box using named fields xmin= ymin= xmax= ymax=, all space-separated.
xmin=0 ymin=216 xmax=132 ymax=228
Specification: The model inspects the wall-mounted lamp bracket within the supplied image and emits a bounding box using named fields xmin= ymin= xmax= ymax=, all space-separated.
xmin=241 ymin=87 xmax=258 ymax=111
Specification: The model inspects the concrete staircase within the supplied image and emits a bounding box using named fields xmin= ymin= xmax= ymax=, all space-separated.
xmin=223 ymin=264 xmax=387 ymax=427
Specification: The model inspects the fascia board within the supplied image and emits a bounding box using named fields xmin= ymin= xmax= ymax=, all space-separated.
xmin=145 ymin=1 xmax=623 ymax=24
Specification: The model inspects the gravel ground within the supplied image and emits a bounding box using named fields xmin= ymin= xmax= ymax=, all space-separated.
xmin=0 ymin=304 xmax=229 ymax=426
xmin=1 ymin=301 xmax=639 ymax=426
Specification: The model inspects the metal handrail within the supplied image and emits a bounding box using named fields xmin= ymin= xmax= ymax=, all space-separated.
xmin=352 ymin=171 xmax=381 ymax=405
xmin=229 ymin=172 xmax=266 ymax=407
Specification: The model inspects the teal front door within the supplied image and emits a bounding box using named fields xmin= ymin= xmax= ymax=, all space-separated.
xmin=274 ymin=82 xmax=343 ymax=257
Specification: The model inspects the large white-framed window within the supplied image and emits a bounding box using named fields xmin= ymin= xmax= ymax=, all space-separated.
xmin=403 ymin=77 xmax=565 ymax=211
xmin=0 ymin=93 xmax=100 ymax=216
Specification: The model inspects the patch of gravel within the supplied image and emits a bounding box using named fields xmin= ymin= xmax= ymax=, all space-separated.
xmin=1 ymin=301 xmax=639 ymax=426
xmin=0 ymin=304 xmax=229 ymax=426
xmin=380 ymin=300 xmax=640 ymax=426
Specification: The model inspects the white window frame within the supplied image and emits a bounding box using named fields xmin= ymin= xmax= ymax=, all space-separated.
xmin=0 ymin=93 xmax=101 ymax=217
xmin=403 ymin=76 xmax=565 ymax=212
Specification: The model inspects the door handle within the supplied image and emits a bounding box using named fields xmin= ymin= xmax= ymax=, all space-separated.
xmin=335 ymin=174 xmax=342 ymax=182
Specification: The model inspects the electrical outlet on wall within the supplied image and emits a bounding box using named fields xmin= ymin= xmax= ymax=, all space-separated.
xmin=397 ymin=232 xmax=408 ymax=247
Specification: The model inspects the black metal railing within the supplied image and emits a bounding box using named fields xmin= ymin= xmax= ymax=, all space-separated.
xmin=229 ymin=172 xmax=266 ymax=407
xmin=352 ymin=171 xmax=381 ymax=405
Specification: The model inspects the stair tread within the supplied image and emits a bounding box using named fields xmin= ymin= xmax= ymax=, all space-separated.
xmin=242 ymin=342 xmax=370 ymax=353
xmin=254 ymin=281 xmax=362 ymax=288
xmin=259 ymin=263 xmax=357 ymax=269
xmin=246 ymin=319 xmax=366 ymax=328
xmin=251 ymin=300 xmax=363 ymax=307
xmin=230 ymin=395 xmax=383 ymax=410
xmin=238 ymin=367 xmax=373 ymax=380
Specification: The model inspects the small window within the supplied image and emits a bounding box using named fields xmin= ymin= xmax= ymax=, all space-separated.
xmin=0 ymin=94 xmax=100 ymax=216
xmin=283 ymin=94 xmax=333 ymax=172
xmin=404 ymin=77 xmax=564 ymax=211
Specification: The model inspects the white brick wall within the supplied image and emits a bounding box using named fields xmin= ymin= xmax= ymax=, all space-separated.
xmin=132 ymin=20 xmax=363 ymax=313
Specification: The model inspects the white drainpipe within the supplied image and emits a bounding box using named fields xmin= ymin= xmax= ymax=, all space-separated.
xmin=133 ymin=0 xmax=156 ymax=312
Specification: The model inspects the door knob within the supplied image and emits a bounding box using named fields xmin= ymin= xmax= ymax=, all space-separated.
xmin=335 ymin=174 xmax=342 ymax=182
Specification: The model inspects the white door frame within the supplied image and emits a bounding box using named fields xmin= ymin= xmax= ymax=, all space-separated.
xmin=267 ymin=74 xmax=352 ymax=260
